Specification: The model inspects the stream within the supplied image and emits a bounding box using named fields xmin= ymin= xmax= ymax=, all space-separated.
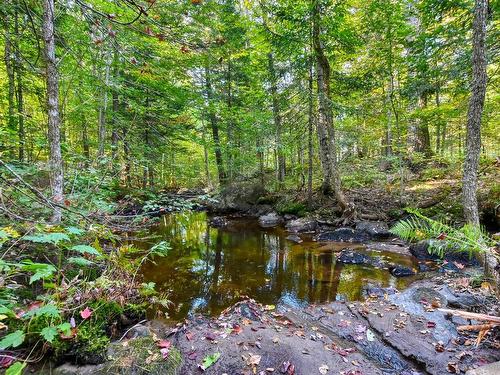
xmin=137 ymin=211 xmax=418 ymax=320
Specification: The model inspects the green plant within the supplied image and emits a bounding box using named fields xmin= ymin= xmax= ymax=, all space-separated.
xmin=390 ymin=208 xmax=495 ymax=260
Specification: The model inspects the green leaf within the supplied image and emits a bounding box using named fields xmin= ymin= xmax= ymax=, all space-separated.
xmin=41 ymin=326 xmax=58 ymax=343
xmin=6 ymin=362 xmax=26 ymax=375
xmin=24 ymin=232 xmax=70 ymax=245
xmin=20 ymin=261 xmax=57 ymax=284
xmin=71 ymin=245 xmax=101 ymax=256
xmin=57 ymin=322 xmax=72 ymax=335
xmin=200 ymin=352 xmax=221 ymax=370
xmin=0 ymin=330 xmax=25 ymax=349
xmin=23 ymin=304 xmax=60 ymax=319
xmin=67 ymin=257 xmax=94 ymax=266
xmin=65 ymin=226 xmax=85 ymax=236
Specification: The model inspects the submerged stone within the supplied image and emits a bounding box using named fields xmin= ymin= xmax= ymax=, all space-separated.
xmin=258 ymin=212 xmax=283 ymax=228
xmin=285 ymin=217 xmax=318 ymax=233
xmin=315 ymin=227 xmax=370 ymax=242
xmin=389 ymin=265 xmax=416 ymax=277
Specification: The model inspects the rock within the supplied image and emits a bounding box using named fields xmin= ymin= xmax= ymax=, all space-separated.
xmin=418 ymin=263 xmax=431 ymax=272
xmin=53 ymin=364 xmax=102 ymax=375
xmin=209 ymin=216 xmax=228 ymax=228
xmin=410 ymin=240 xmax=479 ymax=266
xmin=355 ymin=221 xmax=391 ymax=239
xmin=125 ymin=324 xmax=151 ymax=339
xmin=315 ymin=227 xmax=370 ymax=243
xmin=283 ymin=214 xmax=298 ymax=221
xmin=215 ymin=180 xmax=267 ymax=212
xmin=363 ymin=285 xmax=399 ymax=298
xmin=286 ymin=217 xmax=318 ymax=233
xmin=466 ymin=361 xmax=500 ymax=375
xmin=286 ymin=234 xmax=303 ymax=243
xmin=389 ymin=265 xmax=416 ymax=277
xmin=258 ymin=212 xmax=283 ymax=228
xmin=336 ymin=249 xmax=373 ymax=265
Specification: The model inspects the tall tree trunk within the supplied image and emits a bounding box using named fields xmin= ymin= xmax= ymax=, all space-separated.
xmin=3 ymin=6 xmax=16 ymax=157
xmin=462 ymin=0 xmax=488 ymax=226
xmin=312 ymin=1 xmax=351 ymax=215
xmin=307 ymin=53 xmax=314 ymax=207
xmin=226 ymin=57 xmax=234 ymax=180
xmin=123 ymin=128 xmax=131 ymax=187
xmin=204 ymin=63 xmax=226 ymax=185
xmin=267 ymin=52 xmax=285 ymax=185
xmin=14 ymin=7 xmax=25 ymax=162
xmin=97 ymin=53 xmax=111 ymax=158
xmin=111 ymin=53 xmax=119 ymax=174
xmin=43 ymin=0 xmax=63 ymax=223
xmin=415 ymin=93 xmax=432 ymax=156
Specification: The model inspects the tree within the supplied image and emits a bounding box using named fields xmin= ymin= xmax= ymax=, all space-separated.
xmin=462 ymin=0 xmax=488 ymax=226
xmin=43 ymin=0 xmax=63 ymax=222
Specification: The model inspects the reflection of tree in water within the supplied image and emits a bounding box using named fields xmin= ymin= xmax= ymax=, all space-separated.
xmin=140 ymin=212 xmax=415 ymax=319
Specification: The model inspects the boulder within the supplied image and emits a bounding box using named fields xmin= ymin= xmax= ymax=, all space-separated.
xmin=466 ymin=361 xmax=500 ymax=375
xmin=389 ymin=265 xmax=416 ymax=277
xmin=356 ymin=221 xmax=391 ymax=239
xmin=209 ymin=216 xmax=228 ymax=228
xmin=215 ymin=180 xmax=267 ymax=212
xmin=286 ymin=234 xmax=303 ymax=243
xmin=410 ymin=240 xmax=479 ymax=266
xmin=286 ymin=217 xmax=318 ymax=233
xmin=315 ymin=227 xmax=370 ymax=243
xmin=258 ymin=212 xmax=283 ymax=228
xmin=336 ymin=249 xmax=373 ymax=265
xmin=53 ymin=364 xmax=102 ymax=375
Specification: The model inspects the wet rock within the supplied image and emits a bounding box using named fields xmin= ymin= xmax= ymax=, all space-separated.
xmin=258 ymin=212 xmax=283 ymax=228
xmin=125 ymin=324 xmax=151 ymax=339
xmin=466 ymin=361 xmax=500 ymax=375
xmin=446 ymin=291 xmax=487 ymax=310
xmin=366 ymin=241 xmax=411 ymax=255
xmin=418 ymin=263 xmax=431 ymax=272
xmin=336 ymin=249 xmax=373 ymax=265
xmin=410 ymin=240 xmax=479 ymax=266
xmin=363 ymin=285 xmax=399 ymax=298
xmin=286 ymin=217 xmax=318 ymax=233
xmin=315 ymin=227 xmax=370 ymax=242
xmin=389 ymin=265 xmax=416 ymax=277
xmin=283 ymin=213 xmax=298 ymax=221
xmin=53 ymin=364 xmax=102 ymax=375
xmin=215 ymin=180 xmax=267 ymax=212
xmin=356 ymin=221 xmax=391 ymax=239
xmin=286 ymin=234 xmax=303 ymax=243
xmin=209 ymin=216 xmax=228 ymax=228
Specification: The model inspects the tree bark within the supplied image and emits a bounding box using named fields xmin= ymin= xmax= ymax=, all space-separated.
xmin=43 ymin=0 xmax=64 ymax=223
xmin=267 ymin=52 xmax=285 ymax=185
xmin=307 ymin=52 xmax=314 ymax=207
xmin=415 ymin=93 xmax=432 ymax=156
xmin=462 ymin=0 xmax=488 ymax=226
xmin=312 ymin=1 xmax=351 ymax=214
xmin=97 ymin=52 xmax=111 ymax=158
xmin=3 ymin=5 xmax=16 ymax=157
xmin=14 ymin=8 xmax=25 ymax=162
xmin=204 ymin=63 xmax=226 ymax=185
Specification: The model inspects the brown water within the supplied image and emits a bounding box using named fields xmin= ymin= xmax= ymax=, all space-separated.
xmin=139 ymin=211 xmax=417 ymax=320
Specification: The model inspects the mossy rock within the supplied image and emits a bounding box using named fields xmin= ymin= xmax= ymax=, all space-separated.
xmin=104 ymin=336 xmax=182 ymax=375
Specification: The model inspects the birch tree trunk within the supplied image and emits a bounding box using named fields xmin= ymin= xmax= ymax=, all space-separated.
xmin=462 ymin=0 xmax=488 ymax=226
xmin=43 ymin=0 xmax=64 ymax=222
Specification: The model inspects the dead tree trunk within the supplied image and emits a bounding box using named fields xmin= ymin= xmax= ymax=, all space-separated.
xmin=462 ymin=0 xmax=488 ymax=226
xmin=43 ymin=0 xmax=64 ymax=222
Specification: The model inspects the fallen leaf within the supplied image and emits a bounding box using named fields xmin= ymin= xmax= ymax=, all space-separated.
xmin=427 ymin=321 xmax=436 ymax=328
xmin=186 ymin=331 xmax=194 ymax=341
xmin=80 ymin=307 xmax=92 ymax=320
xmin=157 ymin=340 xmax=171 ymax=349
xmin=160 ymin=347 xmax=169 ymax=359
xmin=246 ymin=354 xmax=261 ymax=366
xmin=199 ymin=352 xmax=221 ymax=371
xmin=447 ymin=362 xmax=458 ymax=373
xmin=188 ymin=351 xmax=197 ymax=360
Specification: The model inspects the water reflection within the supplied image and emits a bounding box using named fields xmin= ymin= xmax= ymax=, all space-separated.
xmin=139 ymin=212 xmax=415 ymax=320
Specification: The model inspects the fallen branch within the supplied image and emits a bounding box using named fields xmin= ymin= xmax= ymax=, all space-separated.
xmin=457 ymin=323 xmax=499 ymax=331
xmin=439 ymin=308 xmax=500 ymax=324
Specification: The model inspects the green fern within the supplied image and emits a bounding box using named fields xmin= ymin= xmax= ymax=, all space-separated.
xmin=390 ymin=208 xmax=494 ymax=260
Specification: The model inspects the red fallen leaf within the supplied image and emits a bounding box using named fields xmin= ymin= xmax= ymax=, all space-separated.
xmin=80 ymin=307 xmax=92 ymax=320
xmin=64 ymin=199 xmax=71 ymax=207
xmin=186 ymin=331 xmax=194 ymax=340
xmin=160 ymin=347 xmax=169 ymax=359
xmin=205 ymin=332 xmax=217 ymax=341
xmin=447 ymin=362 xmax=458 ymax=373
xmin=188 ymin=351 xmax=197 ymax=360
xmin=15 ymin=309 xmax=26 ymax=319
xmin=28 ymin=301 xmax=43 ymax=311
xmin=157 ymin=340 xmax=171 ymax=349
xmin=232 ymin=324 xmax=243 ymax=335
xmin=0 ymin=355 xmax=14 ymax=369
xmin=280 ymin=361 xmax=295 ymax=374
xmin=437 ymin=232 xmax=447 ymax=240
xmin=427 ymin=321 xmax=436 ymax=328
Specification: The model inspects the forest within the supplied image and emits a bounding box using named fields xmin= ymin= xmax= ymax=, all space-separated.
xmin=0 ymin=0 xmax=499 ymax=374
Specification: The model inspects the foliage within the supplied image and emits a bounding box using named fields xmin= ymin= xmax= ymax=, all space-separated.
xmin=390 ymin=208 xmax=495 ymax=259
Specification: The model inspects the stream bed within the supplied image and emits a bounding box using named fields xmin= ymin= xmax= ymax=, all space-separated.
xmin=138 ymin=211 xmax=418 ymax=320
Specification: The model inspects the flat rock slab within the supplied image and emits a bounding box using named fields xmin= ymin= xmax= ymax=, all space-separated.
xmin=466 ymin=361 xmax=500 ymax=375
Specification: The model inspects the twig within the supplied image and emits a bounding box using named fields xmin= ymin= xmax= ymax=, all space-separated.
xmin=457 ymin=323 xmax=499 ymax=331
xmin=118 ymin=319 xmax=147 ymax=341
xmin=439 ymin=308 xmax=500 ymax=324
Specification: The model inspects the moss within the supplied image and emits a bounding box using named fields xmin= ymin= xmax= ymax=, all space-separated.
xmin=105 ymin=336 xmax=182 ymax=375
xmin=276 ymin=201 xmax=307 ymax=216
